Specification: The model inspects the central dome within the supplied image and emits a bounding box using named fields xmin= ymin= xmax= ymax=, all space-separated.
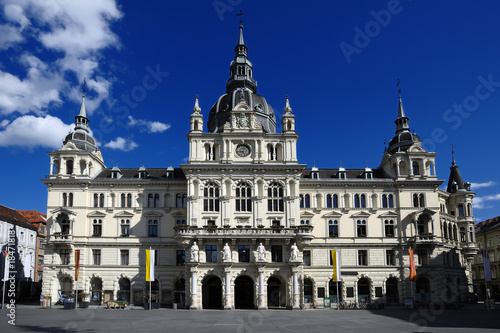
xmin=207 ymin=25 xmax=277 ymax=133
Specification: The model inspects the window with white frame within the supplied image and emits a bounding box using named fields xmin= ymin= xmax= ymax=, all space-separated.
xmin=326 ymin=194 xmax=338 ymax=208
xmin=120 ymin=219 xmax=130 ymax=236
xmin=92 ymin=219 xmax=102 ymax=236
xmin=203 ymin=183 xmax=220 ymax=212
xmin=92 ymin=249 xmax=101 ymax=265
xmin=235 ymin=182 xmax=252 ymax=212
xmin=267 ymin=182 xmax=284 ymax=212
xmin=148 ymin=220 xmax=158 ymax=237
xmin=328 ymin=220 xmax=338 ymax=237
xmin=384 ymin=220 xmax=395 ymax=237
xmin=357 ymin=220 xmax=367 ymax=237
xmin=386 ymin=250 xmax=395 ymax=265
xmin=120 ymin=250 xmax=129 ymax=265
xmin=121 ymin=193 xmax=132 ymax=208
xmin=354 ymin=194 xmax=366 ymax=208
xmin=358 ymin=250 xmax=368 ymax=266
xmin=382 ymin=194 xmax=394 ymax=208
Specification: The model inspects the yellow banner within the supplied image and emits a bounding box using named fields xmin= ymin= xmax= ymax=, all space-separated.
xmin=146 ymin=249 xmax=155 ymax=281
xmin=331 ymin=249 xmax=341 ymax=282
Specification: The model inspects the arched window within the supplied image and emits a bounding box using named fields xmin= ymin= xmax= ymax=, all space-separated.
xmin=203 ymin=182 xmax=220 ymax=212
xmin=354 ymin=194 xmax=360 ymax=208
xmin=332 ymin=194 xmax=338 ymax=208
xmin=68 ymin=193 xmax=73 ymax=207
xmin=412 ymin=161 xmax=420 ymax=175
xmin=388 ymin=194 xmax=394 ymax=208
xmin=360 ymin=194 xmax=366 ymax=208
xmin=326 ymin=194 xmax=332 ymax=208
xmin=304 ymin=194 xmax=310 ymax=208
xmin=357 ymin=220 xmax=367 ymax=237
xmin=176 ymin=194 xmax=182 ymax=208
xmin=121 ymin=194 xmax=126 ymax=207
xmin=182 ymin=194 xmax=187 ymax=208
xmin=300 ymin=194 xmax=304 ymax=208
xmin=235 ymin=182 xmax=252 ymax=212
xmin=419 ymin=194 xmax=425 ymax=207
xmin=382 ymin=194 xmax=388 ymax=208
xmin=267 ymin=182 xmax=284 ymax=212
xmin=458 ymin=204 xmax=464 ymax=217
xmin=66 ymin=159 xmax=73 ymax=174
xmin=443 ymin=222 xmax=448 ymax=239
xmin=63 ymin=193 xmax=67 ymax=207
xmin=328 ymin=220 xmax=338 ymax=237
xmin=127 ymin=194 xmax=132 ymax=207
xmin=467 ymin=203 xmax=472 ymax=217
xmin=148 ymin=194 xmax=154 ymax=208
xmin=300 ymin=220 xmax=310 ymax=225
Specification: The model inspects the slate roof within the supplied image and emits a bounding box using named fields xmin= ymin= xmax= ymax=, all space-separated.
xmin=94 ymin=167 xmax=186 ymax=180
xmin=0 ymin=205 xmax=38 ymax=231
xmin=301 ymin=168 xmax=392 ymax=180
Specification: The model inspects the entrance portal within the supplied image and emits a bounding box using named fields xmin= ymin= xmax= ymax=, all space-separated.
xmin=267 ymin=276 xmax=285 ymax=308
xmin=202 ymin=276 xmax=222 ymax=309
xmin=234 ymin=276 xmax=254 ymax=309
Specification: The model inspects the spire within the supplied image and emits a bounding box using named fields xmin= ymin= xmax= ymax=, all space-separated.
xmin=226 ymin=23 xmax=257 ymax=94
xmin=74 ymin=94 xmax=90 ymax=133
xmin=447 ymin=148 xmax=465 ymax=193
xmin=193 ymin=94 xmax=201 ymax=113
xmin=394 ymin=95 xmax=410 ymax=135
xmin=284 ymin=94 xmax=292 ymax=113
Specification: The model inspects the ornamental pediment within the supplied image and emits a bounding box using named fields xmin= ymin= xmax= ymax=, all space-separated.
xmin=377 ymin=211 xmax=399 ymax=218
xmin=321 ymin=211 xmax=343 ymax=219
xmin=87 ymin=211 xmax=107 ymax=218
xmin=300 ymin=211 xmax=315 ymax=218
xmin=114 ymin=211 xmax=135 ymax=218
xmin=350 ymin=211 xmax=371 ymax=218
xmin=50 ymin=207 xmax=76 ymax=217
xmin=171 ymin=211 xmax=186 ymax=218
xmin=144 ymin=211 xmax=163 ymax=217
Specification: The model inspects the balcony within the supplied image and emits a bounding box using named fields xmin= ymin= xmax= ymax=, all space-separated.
xmin=49 ymin=233 xmax=73 ymax=243
xmin=174 ymin=225 xmax=314 ymax=245
xmin=411 ymin=234 xmax=437 ymax=247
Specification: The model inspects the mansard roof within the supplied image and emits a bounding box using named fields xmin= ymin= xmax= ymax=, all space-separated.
xmin=301 ymin=168 xmax=392 ymax=180
xmin=94 ymin=167 xmax=186 ymax=180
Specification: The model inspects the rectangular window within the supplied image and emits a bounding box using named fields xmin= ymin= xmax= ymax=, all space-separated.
xmin=375 ymin=287 xmax=383 ymax=297
xmin=346 ymin=287 xmax=354 ymax=298
xmin=176 ymin=250 xmax=185 ymax=266
xmin=417 ymin=250 xmax=428 ymax=265
xmin=357 ymin=220 xmax=367 ymax=237
xmin=303 ymin=250 xmax=311 ymax=266
xmin=206 ymin=245 xmax=217 ymax=263
xmin=317 ymin=287 xmax=325 ymax=298
xmin=358 ymin=250 xmax=367 ymax=266
xmin=60 ymin=249 xmax=70 ymax=265
xmin=386 ymin=250 xmax=395 ymax=266
xmin=121 ymin=220 xmax=130 ymax=236
xmin=93 ymin=249 xmax=101 ymax=265
xmin=120 ymin=250 xmax=129 ymax=265
xmin=329 ymin=220 xmax=338 ymax=237
xmin=385 ymin=220 xmax=395 ymax=237
xmin=92 ymin=220 xmax=102 ymax=237
xmin=148 ymin=220 xmax=158 ymax=237
xmin=238 ymin=245 xmax=250 ymax=262
xmin=271 ymin=245 xmax=283 ymax=263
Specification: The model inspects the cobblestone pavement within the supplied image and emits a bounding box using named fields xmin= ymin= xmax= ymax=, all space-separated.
xmin=0 ymin=303 xmax=498 ymax=333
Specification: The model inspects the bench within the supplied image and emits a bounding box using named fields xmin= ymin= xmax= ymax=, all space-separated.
xmin=107 ymin=300 xmax=128 ymax=310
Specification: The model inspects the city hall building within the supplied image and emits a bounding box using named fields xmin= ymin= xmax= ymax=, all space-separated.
xmin=41 ymin=26 xmax=478 ymax=309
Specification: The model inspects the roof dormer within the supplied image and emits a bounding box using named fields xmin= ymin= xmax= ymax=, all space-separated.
xmin=111 ymin=166 xmax=122 ymax=179
xmin=138 ymin=165 xmax=148 ymax=179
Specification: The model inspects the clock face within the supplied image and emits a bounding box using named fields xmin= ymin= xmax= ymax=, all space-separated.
xmin=235 ymin=144 xmax=251 ymax=157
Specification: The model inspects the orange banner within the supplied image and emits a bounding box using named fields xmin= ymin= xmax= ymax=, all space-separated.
xmin=409 ymin=249 xmax=416 ymax=281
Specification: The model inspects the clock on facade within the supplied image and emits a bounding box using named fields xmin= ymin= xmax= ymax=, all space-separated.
xmin=235 ymin=144 xmax=251 ymax=157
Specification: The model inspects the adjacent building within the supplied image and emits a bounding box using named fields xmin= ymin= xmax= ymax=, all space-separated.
xmin=472 ymin=216 xmax=500 ymax=299
xmin=17 ymin=210 xmax=47 ymax=283
xmin=41 ymin=25 xmax=478 ymax=309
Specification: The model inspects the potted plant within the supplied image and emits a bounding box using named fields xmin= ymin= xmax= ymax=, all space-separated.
xmin=223 ymin=224 xmax=230 ymax=228
xmin=78 ymin=292 xmax=90 ymax=308
xmin=257 ymin=224 xmax=264 ymax=228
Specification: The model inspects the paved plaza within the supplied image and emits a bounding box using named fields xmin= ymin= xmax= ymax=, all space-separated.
xmin=0 ymin=303 xmax=498 ymax=333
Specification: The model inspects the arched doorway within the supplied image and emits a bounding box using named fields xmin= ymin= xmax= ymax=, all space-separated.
xmin=117 ymin=278 xmax=130 ymax=302
xmin=386 ymin=277 xmax=399 ymax=303
xmin=267 ymin=276 xmax=285 ymax=308
xmin=235 ymin=276 xmax=255 ymax=309
xmin=416 ymin=277 xmax=431 ymax=303
xmin=59 ymin=277 xmax=73 ymax=301
xmin=357 ymin=278 xmax=370 ymax=303
xmin=329 ymin=279 xmax=342 ymax=303
xmin=90 ymin=277 xmax=103 ymax=305
xmin=202 ymin=276 xmax=222 ymax=309
xmin=304 ymin=278 xmax=313 ymax=303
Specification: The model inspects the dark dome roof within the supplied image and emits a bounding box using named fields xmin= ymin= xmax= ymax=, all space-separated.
xmin=207 ymin=88 xmax=276 ymax=133
xmin=387 ymin=131 xmax=421 ymax=154
xmin=63 ymin=131 xmax=97 ymax=152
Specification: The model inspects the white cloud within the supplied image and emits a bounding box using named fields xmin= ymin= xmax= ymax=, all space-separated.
xmin=0 ymin=114 xmax=73 ymax=149
xmin=104 ymin=137 xmax=138 ymax=152
xmin=0 ymin=0 xmax=123 ymax=115
xmin=470 ymin=181 xmax=496 ymax=189
xmin=127 ymin=116 xmax=170 ymax=133
xmin=473 ymin=193 xmax=500 ymax=209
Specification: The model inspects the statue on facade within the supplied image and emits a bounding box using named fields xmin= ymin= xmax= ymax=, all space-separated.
xmin=257 ymin=242 xmax=266 ymax=261
xmin=190 ymin=241 xmax=199 ymax=262
xmin=290 ymin=242 xmax=299 ymax=261
xmin=223 ymin=243 xmax=232 ymax=262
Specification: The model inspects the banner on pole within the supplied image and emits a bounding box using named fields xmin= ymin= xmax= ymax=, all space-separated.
xmin=331 ymin=249 xmax=342 ymax=282
xmin=409 ymin=249 xmax=416 ymax=281
xmin=24 ymin=254 xmax=32 ymax=279
xmin=146 ymin=249 xmax=155 ymax=281
xmin=75 ymin=250 xmax=81 ymax=281
xmin=482 ymin=250 xmax=491 ymax=282
xmin=1 ymin=251 xmax=8 ymax=281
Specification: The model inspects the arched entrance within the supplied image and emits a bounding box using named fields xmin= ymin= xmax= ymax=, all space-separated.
xmin=234 ymin=276 xmax=255 ymax=309
xmin=329 ymin=279 xmax=342 ymax=303
xmin=117 ymin=278 xmax=130 ymax=302
xmin=59 ymin=277 xmax=73 ymax=301
xmin=267 ymin=276 xmax=285 ymax=308
xmin=386 ymin=277 xmax=399 ymax=303
xmin=202 ymin=276 xmax=222 ymax=309
xmin=304 ymin=278 xmax=313 ymax=303
xmin=357 ymin=278 xmax=370 ymax=303
xmin=416 ymin=277 xmax=431 ymax=303
xmin=90 ymin=277 xmax=103 ymax=305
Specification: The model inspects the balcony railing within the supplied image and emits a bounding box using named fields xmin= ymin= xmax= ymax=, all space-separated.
xmin=49 ymin=233 xmax=73 ymax=243
xmin=174 ymin=225 xmax=314 ymax=239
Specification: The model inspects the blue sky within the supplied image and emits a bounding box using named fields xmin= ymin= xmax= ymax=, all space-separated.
xmin=0 ymin=0 xmax=499 ymax=222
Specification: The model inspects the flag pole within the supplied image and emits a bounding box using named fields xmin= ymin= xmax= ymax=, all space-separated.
xmin=483 ymin=250 xmax=490 ymax=310
xmin=336 ymin=279 xmax=340 ymax=310
xmin=149 ymin=247 xmax=152 ymax=311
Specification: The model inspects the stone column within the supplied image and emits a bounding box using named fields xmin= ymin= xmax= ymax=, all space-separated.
xmin=190 ymin=266 xmax=199 ymax=310
xmin=291 ymin=265 xmax=300 ymax=310
xmin=224 ymin=265 xmax=232 ymax=309
xmin=258 ymin=266 xmax=267 ymax=310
